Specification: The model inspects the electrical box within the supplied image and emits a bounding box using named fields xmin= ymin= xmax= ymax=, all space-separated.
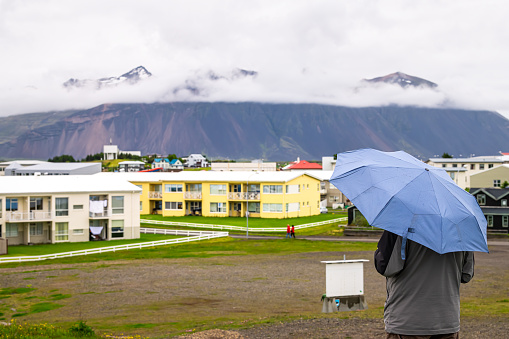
xmin=321 ymin=259 xmax=369 ymax=297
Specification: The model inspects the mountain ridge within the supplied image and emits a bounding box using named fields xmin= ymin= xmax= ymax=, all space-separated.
xmin=0 ymin=102 xmax=507 ymax=161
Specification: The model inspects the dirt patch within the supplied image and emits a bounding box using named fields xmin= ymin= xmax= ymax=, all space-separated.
xmin=0 ymin=243 xmax=507 ymax=338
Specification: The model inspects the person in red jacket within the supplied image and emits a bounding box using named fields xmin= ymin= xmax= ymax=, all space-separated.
xmin=285 ymin=224 xmax=291 ymax=239
xmin=291 ymin=225 xmax=296 ymax=238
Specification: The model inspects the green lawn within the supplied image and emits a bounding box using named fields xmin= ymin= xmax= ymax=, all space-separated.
xmin=141 ymin=211 xmax=347 ymax=228
xmin=4 ymin=233 xmax=180 ymax=257
xmin=2 ymin=237 xmax=376 ymax=268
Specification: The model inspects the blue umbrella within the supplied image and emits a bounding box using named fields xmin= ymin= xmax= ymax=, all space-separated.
xmin=330 ymin=148 xmax=488 ymax=255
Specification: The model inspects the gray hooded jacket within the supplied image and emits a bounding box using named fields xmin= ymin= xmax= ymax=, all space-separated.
xmin=374 ymin=231 xmax=474 ymax=335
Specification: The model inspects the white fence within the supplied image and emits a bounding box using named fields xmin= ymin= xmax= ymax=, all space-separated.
xmin=140 ymin=217 xmax=348 ymax=233
xmin=0 ymin=228 xmax=229 ymax=264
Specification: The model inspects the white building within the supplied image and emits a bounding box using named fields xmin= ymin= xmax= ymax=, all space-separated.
xmin=0 ymin=160 xmax=47 ymax=176
xmin=0 ymin=175 xmax=141 ymax=245
xmin=211 ymin=161 xmax=276 ymax=172
xmin=4 ymin=162 xmax=101 ymax=176
xmin=184 ymin=154 xmax=209 ymax=168
xmin=103 ymin=143 xmax=141 ymax=160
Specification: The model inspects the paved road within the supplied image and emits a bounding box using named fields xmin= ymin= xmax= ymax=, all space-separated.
xmin=230 ymin=234 xmax=509 ymax=246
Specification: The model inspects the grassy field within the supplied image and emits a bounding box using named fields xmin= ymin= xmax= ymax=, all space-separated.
xmin=3 ymin=233 xmax=181 ymax=257
xmin=141 ymin=211 xmax=348 ymax=228
xmin=0 ymin=238 xmax=507 ymax=338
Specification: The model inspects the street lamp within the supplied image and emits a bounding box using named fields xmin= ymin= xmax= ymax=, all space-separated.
xmin=246 ymin=171 xmax=259 ymax=239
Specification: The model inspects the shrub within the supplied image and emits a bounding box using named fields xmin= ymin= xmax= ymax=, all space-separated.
xmin=69 ymin=320 xmax=95 ymax=337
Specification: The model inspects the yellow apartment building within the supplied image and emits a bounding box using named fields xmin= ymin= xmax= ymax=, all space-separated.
xmin=99 ymin=171 xmax=322 ymax=219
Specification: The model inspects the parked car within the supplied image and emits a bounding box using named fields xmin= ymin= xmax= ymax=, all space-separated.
xmin=320 ymin=207 xmax=328 ymax=214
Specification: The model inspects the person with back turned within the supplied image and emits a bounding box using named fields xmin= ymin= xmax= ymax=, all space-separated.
xmin=374 ymin=230 xmax=474 ymax=339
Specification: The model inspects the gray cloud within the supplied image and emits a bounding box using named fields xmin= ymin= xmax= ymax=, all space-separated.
xmin=1 ymin=0 xmax=508 ymax=118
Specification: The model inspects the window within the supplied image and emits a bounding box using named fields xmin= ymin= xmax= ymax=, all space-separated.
xmin=55 ymin=222 xmax=69 ymax=241
xmin=494 ymin=180 xmax=501 ymax=187
xmin=263 ymin=185 xmax=283 ymax=194
xmin=286 ymin=202 xmax=300 ymax=212
xmin=486 ymin=215 xmax=493 ymax=227
xmin=29 ymin=223 xmax=43 ymax=236
xmin=450 ymin=172 xmax=455 ymax=180
xmin=30 ymin=197 xmax=43 ymax=210
xmin=73 ymin=205 xmax=83 ymax=210
xmin=73 ymin=229 xmax=84 ymax=235
xmin=502 ymin=199 xmax=507 ymax=207
xmin=6 ymin=198 xmax=18 ymax=211
xmin=6 ymin=224 xmax=19 ymax=237
xmin=165 ymin=201 xmax=183 ymax=210
xmin=165 ymin=184 xmax=183 ymax=193
xmin=210 ymin=202 xmax=226 ymax=213
xmin=452 ymin=164 xmax=457 ymax=168
xmin=480 ymin=164 xmax=485 ymax=170
xmin=477 ymin=194 xmax=486 ymax=205
xmin=329 ymin=196 xmax=339 ymax=202
xmin=489 ymin=164 xmax=494 ymax=168
xmin=248 ymin=202 xmax=260 ymax=213
xmin=210 ymin=185 xmax=226 ymax=195
xmin=503 ymin=216 xmax=508 ymax=228
xmin=55 ymin=198 xmax=69 ymax=216
xmin=230 ymin=184 xmax=241 ymax=193
xmin=442 ymin=164 xmax=447 ymax=168
xmin=153 ymin=184 xmax=162 ymax=192
xmin=286 ymin=185 xmax=300 ymax=194
xmin=263 ymin=203 xmax=283 ymax=213
xmin=186 ymin=184 xmax=202 ymax=192
xmin=111 ymin=220 xmax=124 ymax=238
xmin=140 ymin=201 xmax=143 ymax=211
xmin=112 ymin=196 xmax=124 ymax=214
xmin=470 ymin=164 xmax=475 ymax=170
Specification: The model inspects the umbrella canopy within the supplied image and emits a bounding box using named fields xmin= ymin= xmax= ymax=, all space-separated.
xmin=330 ymin=148 xmax=488 ymax=254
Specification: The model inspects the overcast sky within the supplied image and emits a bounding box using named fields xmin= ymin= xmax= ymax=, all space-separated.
xmin=1 ymin=0 xmax=509 ymax=118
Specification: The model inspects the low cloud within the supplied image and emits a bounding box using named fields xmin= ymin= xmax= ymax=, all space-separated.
xmin=1 ymin=0 xmax=509 ymax=118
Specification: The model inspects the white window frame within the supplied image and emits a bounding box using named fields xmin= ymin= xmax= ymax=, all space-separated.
xmin=263 ymin=185 xmax=283 ymax=194
xmin=263 ymin=203 xmax=283 ymax=213
xmin=55 ymin=222 xmax=69 ymax=241
xmin=502 ymin=199 xmax=507 ymax=207
xmin=29 ymin=223 xmax=43 ymax=236
xmin=477 ymin=194 xmax=486 ymax=206
xmin=210 ymin=202 xmax=226 ymax=213
xmin=486 ymin=215 xmax=493 ymax=227
xmin=6 ymin=224 xmax=19 ymax=237
xmin=165 ymin=201 xmax=183 ymax=210
xmin=503 ymin=216 xmax=508 ymax=228
xmin=285 ymin=185 xmax=300 ymax=194
xmin=112 ymin=196 xmax=124 ymax=214
xmin=165 ymin=184 xmax=183 ymax=193
xmin=210 ymin=185 xmax=227 ymax=195
xmin=111 ymin=220 xmax=124 ymax=238
xmin=286 ymin=202 xmax=300 ymax=212
xmin=6 ymin=198 xmax=18 ymax=211
xmin=248 ymin=202 xmax=260 ymax=213
xmin=55 ymin=198 xmax=69 ymax=216
xmin=494 ymin=180 xmax=501 ymax=187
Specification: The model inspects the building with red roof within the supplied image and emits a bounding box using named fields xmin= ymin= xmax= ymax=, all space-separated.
xmin=282 ymin=158 xmax=323 ymax=171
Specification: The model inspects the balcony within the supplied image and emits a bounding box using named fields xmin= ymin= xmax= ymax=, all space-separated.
xmin=5 ymin=211 xmax=52 ymax=222
xmin=149 ymin=191 xmax=163 ymax=199
xmin=228 ymin=192 xmax=260 ymax=200
xmin=184 ymin=192 xmax=202 ymax=199
xmin=89 ymin=210 xmax=110 ymax=218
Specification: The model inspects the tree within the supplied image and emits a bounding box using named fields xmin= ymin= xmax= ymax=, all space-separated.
xmin=48 ymin=154 xmax=76 ymax=162
xmin=441 ymin=152 xmax=453 ymax=158
xmin=501 ymin=181 xmax=509 ymax=189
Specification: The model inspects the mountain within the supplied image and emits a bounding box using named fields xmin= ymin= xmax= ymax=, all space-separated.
xmin=364 ymin=72 xmax=438 ymax=88
xmin=63 ymin=66 xmax=152 ymax=89
xmin=173 ymin=68 xmax=258 ymax=96
xmin=0 ymin=102 xmax=507 ymax=161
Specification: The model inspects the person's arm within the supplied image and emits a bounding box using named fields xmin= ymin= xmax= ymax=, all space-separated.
xmin=461 ymin=252 xmax=474 ymax=283
xmin=374 ymin=230 xmax=405 ymax=277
